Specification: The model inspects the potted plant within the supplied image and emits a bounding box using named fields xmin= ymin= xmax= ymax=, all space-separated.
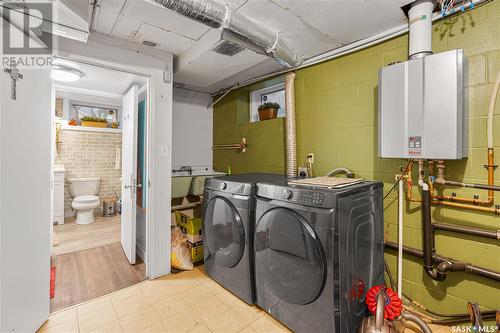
xmin=258 ymin=102 xmax=280 ymax=121
xmin=81 ymin=116 xmax=108 ymax=128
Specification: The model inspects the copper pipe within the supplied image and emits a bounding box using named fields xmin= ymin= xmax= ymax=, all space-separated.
xmin=406 ymin=193 xmax=500 ymax=214
xmin=433 ymin=194 xmax=491 ymax=206
xmin=436 ymin=160 xmax=446 ymax=183
xmin=212 ymin=138 xmax=247 ymax=152
xmin=403 ymin=159 xmax=499 ymax=211
xmin=406 ymin=160 xmax=415 ymax=201
xmin=432 ymin=149 xmax=496 ymax=206
xmin=486 ymin=148 xmax=495 ymax=204
xmin=428 ymin=160 xmax=434 ymax=177
xmin=433 ymin=199 xmax=500 ymax=215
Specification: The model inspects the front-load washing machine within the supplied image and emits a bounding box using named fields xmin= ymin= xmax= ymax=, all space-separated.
xmin=254 ymin=179 xmax=384 ymax=333
xmin=202 ymin=173 xmax=286 ymax=304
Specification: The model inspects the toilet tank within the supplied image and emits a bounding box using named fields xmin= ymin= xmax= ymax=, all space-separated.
xmin=68 ymin=177 xmax=100 ymax=197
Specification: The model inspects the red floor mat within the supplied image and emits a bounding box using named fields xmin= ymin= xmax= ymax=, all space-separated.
xmin=50 ymin=266 xmax=55 ymax=298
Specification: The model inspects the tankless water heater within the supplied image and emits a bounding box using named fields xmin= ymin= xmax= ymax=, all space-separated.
xmin=378 ymin=49 xmax=468 ymax=159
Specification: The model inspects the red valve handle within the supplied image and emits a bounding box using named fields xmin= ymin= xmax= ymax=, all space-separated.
xmin=366 ymin=285 xmax=403 ymax=321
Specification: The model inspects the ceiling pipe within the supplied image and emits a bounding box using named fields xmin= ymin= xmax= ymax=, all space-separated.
xmin=408 ymin=0 xmax=435 ymax=59
xmin=144 ymin=0 xmax=302 ymax=68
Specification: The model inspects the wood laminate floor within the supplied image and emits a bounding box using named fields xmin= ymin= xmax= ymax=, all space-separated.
xmin=53 ymin=215 xmax=121 ymax=256
xmin=50 ymin=242 xmax=146 ymax=313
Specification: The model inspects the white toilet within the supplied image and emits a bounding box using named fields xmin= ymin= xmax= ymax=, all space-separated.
xmin=68 ymin=177 xmax=101 ymax=225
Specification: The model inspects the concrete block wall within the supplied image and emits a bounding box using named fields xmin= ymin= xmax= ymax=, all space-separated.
xmin=213 ymin=2 xmax=500 ymax=314
xmin=55 ymin=129 xmax=122 ymax=216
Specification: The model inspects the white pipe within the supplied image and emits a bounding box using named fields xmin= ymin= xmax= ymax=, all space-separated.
xmin=487 ymin=70 xmax=500 ymax=148
xmin=418 ymin=160 xmax=429 ymax=190
xmin=398 ymin=177 xmax=404 ymax=299
xmin=408 ymin=0 xmax=435 ymax=59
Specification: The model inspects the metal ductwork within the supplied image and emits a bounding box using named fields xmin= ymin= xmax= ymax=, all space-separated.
xmin=145 ymin=0 xmax=302 ymax=68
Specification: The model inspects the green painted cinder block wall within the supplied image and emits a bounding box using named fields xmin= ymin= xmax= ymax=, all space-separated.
xmin=213 ymin=2 xmax=500 ymax=313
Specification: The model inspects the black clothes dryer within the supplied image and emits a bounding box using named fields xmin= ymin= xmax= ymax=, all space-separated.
xmin=254 ymin=180 xmax=385 ymax=333
xmin=202 ymin=173 xmax=286 ymax=304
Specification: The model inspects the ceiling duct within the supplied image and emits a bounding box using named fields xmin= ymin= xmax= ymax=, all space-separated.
xmin=212 ymin=39 xmax=245 ymax=56
xmin=144 ymin=0 xmax=302 ymax=68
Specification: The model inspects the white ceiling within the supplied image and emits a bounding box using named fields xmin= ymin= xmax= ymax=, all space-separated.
xmin=53 ymin=59 xmax=147 ymax=96
xmin=87 ymin=0 xmax=413 ymax=93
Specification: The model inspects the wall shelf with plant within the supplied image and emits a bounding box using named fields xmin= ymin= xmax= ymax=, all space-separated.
xmin=81 ymin=116 xmax=108 ymax=128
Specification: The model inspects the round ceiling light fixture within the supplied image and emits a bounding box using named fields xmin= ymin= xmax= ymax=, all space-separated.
xmin=51 ymin=65 xmax=83 ymax=82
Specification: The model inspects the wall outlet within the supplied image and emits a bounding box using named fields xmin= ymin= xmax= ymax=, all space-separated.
xmin=306 ymin=153 xmax=314 ymax=163
xmin=298 ymin=167 xmax=309 ymax=178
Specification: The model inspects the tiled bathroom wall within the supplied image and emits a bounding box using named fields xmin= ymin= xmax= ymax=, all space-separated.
xmin=55 ymin=129 xmax=122 ymax=216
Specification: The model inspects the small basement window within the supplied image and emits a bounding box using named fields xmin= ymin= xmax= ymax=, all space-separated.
xmin=70 ymin=102 xmax=120 ymax=128
xmin=250 ymin=83 xmax=286 ymax=122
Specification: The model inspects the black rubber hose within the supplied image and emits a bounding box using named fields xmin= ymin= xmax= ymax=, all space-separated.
xmin=422 ymin=189 xmax=447 ymax=281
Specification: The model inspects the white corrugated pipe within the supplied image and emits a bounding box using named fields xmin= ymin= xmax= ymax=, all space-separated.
xmin=285 ymin=72 xmax=297 ymax=177
xmin=488 ymin=70 xmax=500 ymax=149
xmin=144 ymin=0 xmax=302 ymax=68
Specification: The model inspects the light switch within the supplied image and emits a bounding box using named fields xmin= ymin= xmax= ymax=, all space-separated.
xmin=160 ymin=144 xmax=169 ymax=157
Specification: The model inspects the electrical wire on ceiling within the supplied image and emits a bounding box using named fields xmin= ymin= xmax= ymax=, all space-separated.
xmin=438 ymin=0 xmax=475 ymax=16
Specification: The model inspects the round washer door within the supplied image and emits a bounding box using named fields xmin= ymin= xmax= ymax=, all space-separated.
xmin=204 ymin=196 xmax=245 ymax=268
xmin=255 ymin=207 xmax=327 ymax=305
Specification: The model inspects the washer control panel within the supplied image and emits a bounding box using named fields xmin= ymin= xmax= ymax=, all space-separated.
xmin=297 ymin=191 xmax=324 ymax=205
xmin=275 ymin=187 xmax=327 ymax=207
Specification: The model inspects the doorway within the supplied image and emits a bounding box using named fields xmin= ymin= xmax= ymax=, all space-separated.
xmin=50 ymin=59 xmax=150 ymax=312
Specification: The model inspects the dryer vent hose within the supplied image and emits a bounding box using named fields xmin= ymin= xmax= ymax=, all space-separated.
xmin=285 ymin=72 xmax=297 ymax=177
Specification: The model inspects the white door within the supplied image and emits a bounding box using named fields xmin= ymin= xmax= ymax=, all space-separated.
xmin=0 ymin=69 xmax=52 ymax=330
xmin=121 ymin=85 xmax=139 ymax=264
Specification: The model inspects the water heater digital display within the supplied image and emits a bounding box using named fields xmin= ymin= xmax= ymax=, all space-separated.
xmin=378 ymin=49 xmax=468 ymax=159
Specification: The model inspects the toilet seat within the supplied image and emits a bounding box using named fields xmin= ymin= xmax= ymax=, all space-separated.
xmin=72 ymin=195 xmax=100 ymax=225
xmin=74 ymin=195 xmax=99 ymax=204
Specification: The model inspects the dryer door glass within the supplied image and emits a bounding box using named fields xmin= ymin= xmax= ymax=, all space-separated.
xmin=204 ymin=197 xmax=245 ymax=268
xmin=255 ymin=207 xmax=327 ymax=305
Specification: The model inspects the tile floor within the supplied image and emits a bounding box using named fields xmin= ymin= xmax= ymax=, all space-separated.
xmin=39 ymin=266 xmax=454 ymax=333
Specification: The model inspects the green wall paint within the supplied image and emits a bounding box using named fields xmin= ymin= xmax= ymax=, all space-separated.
xmin=213 ymin=2 xmax=500 ymax=313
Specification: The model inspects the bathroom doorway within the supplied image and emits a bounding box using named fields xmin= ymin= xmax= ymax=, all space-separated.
xmin=50 ymin=60 xmax=150 ymax=312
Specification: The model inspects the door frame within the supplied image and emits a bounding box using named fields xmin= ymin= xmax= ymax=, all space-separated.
xmin=53 ymin=42 xmax=173 ymax=279
xmin=52 ymin=69 xmax=150 ymax=275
